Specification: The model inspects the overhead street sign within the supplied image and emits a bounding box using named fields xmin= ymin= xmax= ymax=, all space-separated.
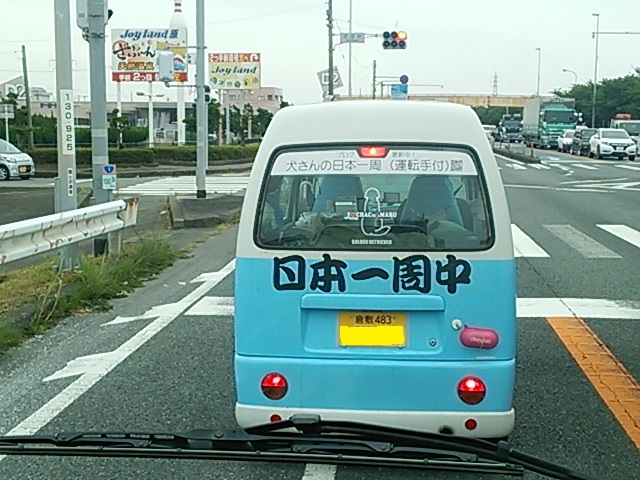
xmin=340 ymin=32 xmax=365 ymax=44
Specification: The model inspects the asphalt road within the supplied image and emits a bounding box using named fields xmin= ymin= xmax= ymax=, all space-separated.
xmin=0 ymin=157 xmax=638 ymax=479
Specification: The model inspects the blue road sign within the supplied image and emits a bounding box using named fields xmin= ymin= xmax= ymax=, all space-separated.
xmin=390 ymin=83 xmax=409 ymax=100
xmin=103 ymin=164 xmax=116 ymax=175
xmin=400 ymin=75 xmax=409 ymax=84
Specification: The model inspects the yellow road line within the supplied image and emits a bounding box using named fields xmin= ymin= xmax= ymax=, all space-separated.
xmin=547 ymin=317 xmax=640 ymax=449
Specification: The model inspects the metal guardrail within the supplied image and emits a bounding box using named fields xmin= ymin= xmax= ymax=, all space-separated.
xmin=0 ymin=198 xmax=139 ymax=266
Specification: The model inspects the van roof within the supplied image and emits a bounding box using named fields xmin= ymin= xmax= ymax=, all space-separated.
xmin=262 ymin=100 xmax=487 ymax=147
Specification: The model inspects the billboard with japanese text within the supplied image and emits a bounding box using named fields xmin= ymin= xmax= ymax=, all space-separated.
xmin=209 ymin=53 xmax=261 ymax=90
xmin=111 ymin=28 xmax=188 ymax=83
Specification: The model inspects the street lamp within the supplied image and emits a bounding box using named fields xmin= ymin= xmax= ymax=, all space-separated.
xmin=592 ymin=13 xmax=600 ymax=128
xmin=137 ymin=89 xmax=165 ymax=148
xmin=562 ymin=68 xmax=578 ymax=85
xmin=535 ymin=47 xmax=541 ymax=96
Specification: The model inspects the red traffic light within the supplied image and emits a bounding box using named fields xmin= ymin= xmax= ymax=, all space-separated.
xmin=382 ymin=30 xmax=407 ymax=49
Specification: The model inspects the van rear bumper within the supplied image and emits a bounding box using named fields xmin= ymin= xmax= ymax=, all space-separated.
xmin=236 ymin=404 xmax=515 ymax=438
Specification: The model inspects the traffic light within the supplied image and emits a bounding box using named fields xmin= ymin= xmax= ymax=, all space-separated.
xmin=382 ymin=31 xmax=407 ymax=49
xmin=203 ymin=85 xmax=212 ymax=104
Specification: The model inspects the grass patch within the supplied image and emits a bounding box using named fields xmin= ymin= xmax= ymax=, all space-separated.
xmin=0 ymin=234 xmax=183 ymax=352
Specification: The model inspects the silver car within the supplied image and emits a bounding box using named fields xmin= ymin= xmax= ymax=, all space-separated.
xmin=0 ymin=138 xmax=35 ymax=180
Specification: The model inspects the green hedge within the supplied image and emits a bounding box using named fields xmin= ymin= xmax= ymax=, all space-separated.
xmin=24 ymin=144 xmax=260 ymax=166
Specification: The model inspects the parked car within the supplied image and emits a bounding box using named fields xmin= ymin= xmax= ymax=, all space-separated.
xmin=589 ymin=128 xmax=637 ymax=160
xmin=0 ymin=138 xmax=35 ymax=181
xmin=556 ymin=130 xmax=575 ymax=152
xmin=570 ymin=128 xmax=597 ymax=156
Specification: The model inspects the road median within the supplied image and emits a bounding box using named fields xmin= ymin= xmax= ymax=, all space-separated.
xmin=493 ymin=146 xmax=541 ymax=164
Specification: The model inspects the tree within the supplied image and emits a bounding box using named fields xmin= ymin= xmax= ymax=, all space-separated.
xmin=252 ymin=108 xmax=274 ymax=137
xmin=109 ymin=108 xmax=129 ymax=149
xmin=552 ymin=68 xmax=640 ymax=127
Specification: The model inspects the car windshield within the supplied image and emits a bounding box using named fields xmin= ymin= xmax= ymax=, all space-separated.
xmin=542 ymin=111 xmax=576 ymax=123
xmin=503 ymin=120 xmax=521 ymax=127
xmin=0 ymin=138 xmax=21 ymax=154
xmin=620 ymin=123 xmax=640 ymax=135
xmin=581 ymin=129 xmax=597 ymax=138
xmin=256 ymin=147 xmax=493 ymax=251
xmin=564 ymin=130 xmax=574 ymax=138
xmin=602 ymin=130 xmax=630 ymax=139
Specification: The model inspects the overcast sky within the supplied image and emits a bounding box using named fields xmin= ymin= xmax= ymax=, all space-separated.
xmin=1 ymin=0 xmax=640 ymax=105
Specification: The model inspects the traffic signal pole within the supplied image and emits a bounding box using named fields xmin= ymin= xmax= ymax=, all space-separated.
xmin=195 ymin=0 xmax=207 ymax=198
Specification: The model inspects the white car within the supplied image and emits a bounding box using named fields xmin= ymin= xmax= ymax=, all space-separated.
xmin=0 ymin=138 xmax=35 ymax=181
xmin=589 ymin=128 xmax=637 ymax=161
xmin=556 ymin=130 xmax=575 ymax=153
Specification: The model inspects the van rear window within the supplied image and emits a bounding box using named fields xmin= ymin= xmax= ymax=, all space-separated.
xmin=255 ymin=147 xmax=493 ymax=251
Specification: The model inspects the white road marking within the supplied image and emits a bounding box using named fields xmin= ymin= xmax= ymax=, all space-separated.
xmin=543 ymin=225 xmax=621 ymax=259
xmin=42 ymin=352 xmax=121 ymax=382
xmin=302 ymin=464 xmax=337 ymax=480
xmin=517 ymin=298 xmax=640 ymax=319
xmin=615 ymin=164 xmax=640 ymax=171
xmin=0 ymin=260 xmax=236 ymax=461
xmin=597 ymin=224 xmax=640 ymax=250
xmin=511 ymin=225 xmax=549 ymax=258
xmin=185 ymin=296 xmax=234 ymax=316
xmin=571 ymin=163 xmax=598 ymax=170
xmin=548 ymin=163 xmax=572 ymax=172
xmin=116 ymin=175 xmax=250 ymax=196
xmin=185 ymin=296 xmax=640 ymax=320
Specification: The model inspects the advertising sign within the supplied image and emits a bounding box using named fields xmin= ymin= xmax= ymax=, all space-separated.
xmin=209 ymin=53 xmax=261 ymax=90
xmin=111 ymin=28 xmax=188 ymax=83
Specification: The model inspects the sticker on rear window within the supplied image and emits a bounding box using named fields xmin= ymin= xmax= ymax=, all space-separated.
xmin=271 ymin=150 xmax=478 ymax=176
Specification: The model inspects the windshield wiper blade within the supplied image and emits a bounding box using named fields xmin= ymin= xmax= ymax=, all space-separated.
xmin=0 ymin=415 xmax=598 ymax=480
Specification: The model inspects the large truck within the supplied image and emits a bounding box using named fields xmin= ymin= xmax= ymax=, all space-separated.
xmin=496 ymin=113 xmax=523 ymax=143
xmin=610 ymin=113 xmax=640 ymax=142
xmin=522 ymin=96 xmax=580 ymax=149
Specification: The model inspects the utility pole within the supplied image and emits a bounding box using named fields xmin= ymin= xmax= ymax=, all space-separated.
xmin=372 ymin=60 xmax=377 ymax=99
xmin=87 ymin=0 xmax=112 ymax=254
xmin=195 ymin=0 xmax=207 ymax=198
xmin=592 ymin=13 xmax=600 ymax=128
xmin=54 ymin=0 xmax=79 ymax=272
xmin=21 ymin=45 xmax=35 ymax=149
xmin=327 ymin=0 xmax=334 ymax=96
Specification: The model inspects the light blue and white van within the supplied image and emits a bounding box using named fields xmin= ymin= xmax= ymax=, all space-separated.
xmin=234 ymin=100 xmax=516 ymax=439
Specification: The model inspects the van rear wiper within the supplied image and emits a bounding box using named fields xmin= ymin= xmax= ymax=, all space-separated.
xmin=0 ymin=415 xmax=597 ymax=480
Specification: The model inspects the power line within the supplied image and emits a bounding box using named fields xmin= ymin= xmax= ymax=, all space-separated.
xmin=204 ymin=3 xmax=324 ymax=27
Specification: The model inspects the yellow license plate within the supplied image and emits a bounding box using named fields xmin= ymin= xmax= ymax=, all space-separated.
xmin=19 ymin=167 xmax=28 ymax=173
xmin=338 ymin=312 xmax=407 ymax=347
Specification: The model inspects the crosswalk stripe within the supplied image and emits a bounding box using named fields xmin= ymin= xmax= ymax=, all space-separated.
xmin=571 ymin=163 xmax=598 ymax=170
xmin=511 ymin=225 xmax=549 ymax=258
xmin=186 ymin=296 xmax=640 ymax=320
xmin=597 ymin=224 xmax=640 ymax=250
xmin=615 ymin=164 xmax=640 ymax=171
xmin=543 ymin=224 xmax=621 ymax=259
xmin=116 ymin=175 xmax=250 ymax=196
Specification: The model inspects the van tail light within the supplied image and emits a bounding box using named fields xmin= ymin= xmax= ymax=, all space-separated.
xmin=458 ymin=377 xmax=486 ymax=405
xmin=358 ymin=146 xmax=388 ymax=158
xmin=261 ymin=373 xmax=288 ymax=400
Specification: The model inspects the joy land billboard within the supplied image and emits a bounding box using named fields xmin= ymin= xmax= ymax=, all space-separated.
xmin=111 ymin=28 xmax=188 ymax=83
xmin=209 ymin=53 xmax=261 ymax=90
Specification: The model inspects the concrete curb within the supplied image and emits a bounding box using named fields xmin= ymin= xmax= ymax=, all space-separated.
xmin=35 ymin=162 xmax=254 ymax=179
xmin=168 ymin=194 xmax=244 ymax=229
xmin=493 ymin=147 xmax=541 ymax=164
